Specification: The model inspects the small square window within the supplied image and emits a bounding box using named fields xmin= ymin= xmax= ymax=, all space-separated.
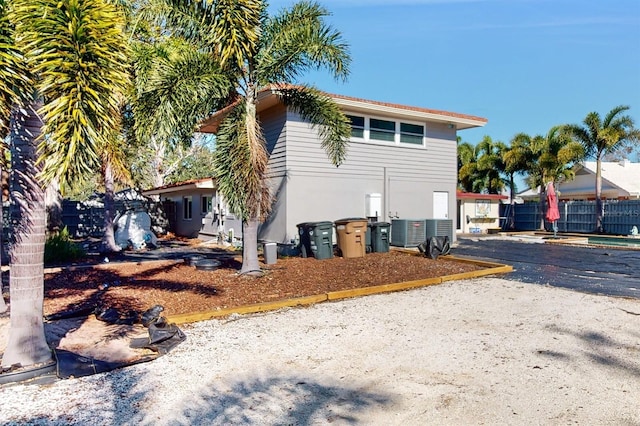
xmin=370 ymin=118 xmax=395 ymax=142
xmin=400 ymin=122 xmax=424 ymax=145
xmin=346 ymin=115 xmax=364 ymax=138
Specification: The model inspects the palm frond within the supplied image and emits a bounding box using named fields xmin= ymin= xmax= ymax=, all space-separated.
xmin=258 ymin=0 xmax=350 ymax=84
xmin=13 ymin=0 xmax=130 ymax=187
xmin=213 ymin=101 xmax=270 ymax=220
xmin=273 ymin=85 xmax=350 ymax=166
xmin=0 ymin=0 xmax=31 ymax=137
xmin=133 ymin=44 xmax=231 ymax=145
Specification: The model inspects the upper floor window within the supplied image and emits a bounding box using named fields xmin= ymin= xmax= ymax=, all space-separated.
xmin=346 ymin=114 xmax=426 ymax=146
xmin=347 ymin=115 xmax=364 ymax=138
xmin=370 ymin=118 xmax=396 ymax=142
xmin=400 ymin=123 xmax=424 ymax=144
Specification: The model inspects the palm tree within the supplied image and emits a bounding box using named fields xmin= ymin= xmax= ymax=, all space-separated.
xmin=158 ymin=0 xmax=351 ymax=274
xmin=0 ymin=0 xmax=28 ymax=314
xmin=501 ymin=134 xmax=536 ymax=229
xmin=1 ymin=0 xmax=129 ymax=369
xmin=216 ymin=2 xmax=350 ymax=274
xmin=512 ymin=127 xmax=584 ymax=230
xmin=475 ymin=135 xmax=507 ymax=194
xmin=565 ymin=106 xmax=640 ymax=232
xmin=457 ymin=139 xmax=480 ymax=193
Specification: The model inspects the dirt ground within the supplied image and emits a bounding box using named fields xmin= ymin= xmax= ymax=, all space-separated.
xmin=41 ymin=250 xmax=483 ymax=319
xmin=1 ymin=248 xmax=484 ymax=367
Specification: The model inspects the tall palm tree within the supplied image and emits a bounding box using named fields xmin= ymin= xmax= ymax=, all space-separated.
xmin=565 ymin=106 xmax=640 ymax=232
xmin=215 ymin=2 xmax=350 ymax=274
xmin=158 ymin=0 xmax=351 ymax=274
xmin=1 ymin=0 xmax=129 ymax=369
xmin=0 ymin=0 xmax=29 ymax=314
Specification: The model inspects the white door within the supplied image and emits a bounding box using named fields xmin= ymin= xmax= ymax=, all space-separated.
xmin=433 ymin=191 xmax=449 ymax=219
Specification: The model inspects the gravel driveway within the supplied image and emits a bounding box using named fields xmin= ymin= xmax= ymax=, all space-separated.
xmin=1 ymin=277 xmax=638 ymax=425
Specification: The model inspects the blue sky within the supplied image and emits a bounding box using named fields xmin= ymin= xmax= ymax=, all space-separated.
xmin=267 ymin=0 xmax=640 ymax=160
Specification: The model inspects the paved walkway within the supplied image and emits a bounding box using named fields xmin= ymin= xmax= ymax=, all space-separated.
xmin=453 ymin=235 xmax=640 ymax=299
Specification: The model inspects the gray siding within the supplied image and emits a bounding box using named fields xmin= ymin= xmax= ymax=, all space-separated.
xmin=259 ymin=109 xmax=458 ymax=243
xmin=160 ymin=190 xmax=216 ymax=239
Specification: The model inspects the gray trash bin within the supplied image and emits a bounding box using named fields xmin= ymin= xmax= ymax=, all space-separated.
xmin=263 ymin=242 xmax=277 ymax=264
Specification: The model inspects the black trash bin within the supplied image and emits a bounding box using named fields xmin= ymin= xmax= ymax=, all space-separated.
xmin=370 ymin=222 xmax=391 ymax=253
xmin=297 ymin=221 xmax=334 ymax=259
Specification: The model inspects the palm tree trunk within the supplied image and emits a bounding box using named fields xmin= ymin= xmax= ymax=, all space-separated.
xmin=101 ymin=158 xmax=121 ymax=253
xmin=151 ymin=136 xmax=166 ymax=188
xmin=0 ymin=163 xmax=6 ymax=314
xmin=2 ymin=103 xmax=52 ymax=368
xmin=44 ymin=177 xmax=63 ymax=233
xmin=240 ymin=219 xmax=261 ymax=275
xmin=595 ymin=157 xmax=604 ymax=233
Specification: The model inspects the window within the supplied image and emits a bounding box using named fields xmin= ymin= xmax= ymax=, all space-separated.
xmin=201 ymin=195 xmax=213 ymax=214
xmin=346 ymin=115 xmax=364 ymax=138
xmin=183 ymin=196 xmax=192 ymax=220
xmin=400 ymin=122 xmax=424 ymax=145
xmin=370 ymin=118 xmax=396 ymax=142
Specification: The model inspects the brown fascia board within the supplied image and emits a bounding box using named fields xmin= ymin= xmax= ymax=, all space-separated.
xmin=198 ymin=86 xmax=488 ymax=134
xmin=142 ymin=177 xmax=215 ymax=196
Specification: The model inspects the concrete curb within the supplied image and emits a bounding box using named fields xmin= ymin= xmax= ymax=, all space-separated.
xmin=167 ymin=255 xmax=513 ymax=325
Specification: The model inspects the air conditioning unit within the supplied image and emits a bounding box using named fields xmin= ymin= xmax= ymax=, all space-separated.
xmin=425 ymin=219 xmax=453 ymax=242
xmin=391 ymin=219 xmax=426 ymax=247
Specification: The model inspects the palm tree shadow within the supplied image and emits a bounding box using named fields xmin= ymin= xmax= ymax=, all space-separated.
xmin=544 ymin=325 xmax=640 ymax=378
xmin=9 ymin=372 xmax=394 ymax=425
xmin=158 ymin=374 xmax=394 ymax=424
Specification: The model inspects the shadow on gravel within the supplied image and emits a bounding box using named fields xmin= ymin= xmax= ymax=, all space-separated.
xmin=542 ymin=325 xmax=640 ymax=378
xmin=6 ymin=373 xmax=394 ymax=425
xmin=172 ymin=375 xmax=395 ymax=424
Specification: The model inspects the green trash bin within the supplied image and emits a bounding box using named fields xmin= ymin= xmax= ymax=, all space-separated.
xmin=334 ymin=218 xmax=368 ymax=258
xmin=297 ymin=221 xmax=334 ymax=259
xmin=370 ymin=222 xmax=391 ymax=253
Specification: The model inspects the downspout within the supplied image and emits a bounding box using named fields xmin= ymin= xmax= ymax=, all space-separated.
xmin=383 ymin=167 xmax=389 ymax=222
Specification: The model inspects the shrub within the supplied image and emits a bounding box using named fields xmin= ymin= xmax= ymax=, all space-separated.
xmin=44 ymin=227 xmax=85 ymax=264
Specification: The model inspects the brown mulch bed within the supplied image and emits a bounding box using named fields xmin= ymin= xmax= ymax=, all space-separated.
xmin=43 ymin=250 xmax=486 ymax=319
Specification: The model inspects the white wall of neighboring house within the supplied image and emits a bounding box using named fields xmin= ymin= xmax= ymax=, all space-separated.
xmin=519 ymin=160 xmax=640 ymax=201
xmin=456 ymin=193 xmax=506 ymax=234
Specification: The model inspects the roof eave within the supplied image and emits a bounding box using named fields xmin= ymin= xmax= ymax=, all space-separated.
xmin=198 ymin=88 xmax=488 ymax=134
xmin=332 ymin=96 xmax=487 ymax=130
xmin=142 ymin=178 xmax=216 ymax=196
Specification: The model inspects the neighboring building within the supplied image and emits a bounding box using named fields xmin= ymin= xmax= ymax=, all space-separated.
xmin=142 ymin=178 xmax=241 ymax=240
xmin=519 ymin=160 xmax=640 ymax=201
xmin=147 ymin=88 xmax=487 ymax=243
xmin=456 ymin=191 xmax=508 ymax=234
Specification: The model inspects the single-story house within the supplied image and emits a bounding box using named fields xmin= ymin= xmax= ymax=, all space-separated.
xmin=456 ymin=191 xmax=508 ymax=234
xmin=519 ymin=160 xmax=640 ymax=201
xmin=142 ymin=178 xmax=242 ymax=240
xmin=145 ymin=88 xmax=487 ymax=243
